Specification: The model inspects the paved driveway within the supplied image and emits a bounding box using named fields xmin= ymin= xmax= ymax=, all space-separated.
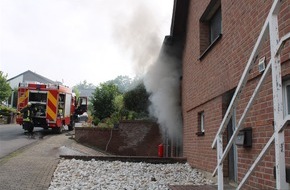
xmin=0 ymin=124 xmax=38 ymax=158
xmin=0 ymin=126 xmax=105 ymax=190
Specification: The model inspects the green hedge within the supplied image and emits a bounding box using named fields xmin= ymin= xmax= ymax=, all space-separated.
xmin=0 ymin=105 xmax=17 ymax=116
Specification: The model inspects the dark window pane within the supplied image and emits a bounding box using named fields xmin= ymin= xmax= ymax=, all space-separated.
xmin=29 ymin=92 xmax=47 ymax=102
xmin=287 ymin=85 xmax=290 ymax=114
xmin=210 ymin=8 xmax=221 ymax=43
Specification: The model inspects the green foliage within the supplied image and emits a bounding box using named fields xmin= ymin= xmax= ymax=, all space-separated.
xmin=113 ymin=95 xmax=124 ymax=112
xmin=123 ymin=83 xmax=149 ymax=118
xmin=106 ymin=75 xmax=132 ymax=93
xmin=126 ymin=110 xmax=138 ymax=120
xmin=106 ymin=75 xmax=142 ymax=93
xmin=91 ymin=83 xmax=120 ymax=121
xmin=72 ymin=87 xmax=80 ymax=98
xmin=0 ymin=71 xmax=12 ymax=103
xmin=88 ymin=77 xmax=150 ymax=126
xmin=108 ymin=94 xmax=124 ymax=123
xmin=110 ymin=112 xmax=121 ymax=124
xmin=97 ymin=122 xmax=112 ymax=129
xmin=73 ymin=80 xmax=95 ymax=100
xmin=0 ymin=105 xmax=17 ymax=116
xmin=74 ymin=80 xmax=96 ymax=90
xmin=87 ymin=103 xmax=94 ymax=115
xmin=92 ymin=117 xmax=100 ymax=126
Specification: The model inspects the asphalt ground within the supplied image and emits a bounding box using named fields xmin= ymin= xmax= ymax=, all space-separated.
xmin=0 ymin=129 xmax=105 ymax=190
xmin=0 ymin=124 xmax=235 ymax=190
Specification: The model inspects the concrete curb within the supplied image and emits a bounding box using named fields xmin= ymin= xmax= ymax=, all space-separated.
xmin=59 ymin=155 xmax=187 ymax=164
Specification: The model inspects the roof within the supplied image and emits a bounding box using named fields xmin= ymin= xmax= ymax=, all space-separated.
xmin=170 ymin=0 xmax=189 ymax=37
xmin=157 ymin=0 xmax=189 ymax=60
xmin=7 ymin=70 xmax=57 ymax=84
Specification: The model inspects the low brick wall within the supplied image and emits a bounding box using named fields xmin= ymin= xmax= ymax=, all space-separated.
xmin=75 ymin=120 xmax=162 ymax=156
xmin=0 ymin=115 xmax=16 ymax=124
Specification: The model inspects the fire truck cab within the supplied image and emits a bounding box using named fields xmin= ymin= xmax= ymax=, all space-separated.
xmin=16 ymin=82 xmax=87 ymax=133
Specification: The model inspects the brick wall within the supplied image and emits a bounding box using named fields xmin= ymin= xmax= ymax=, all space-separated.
xmin=182 ymin=0 xmax=290 ymax=189
xmin=75 ymin=120 xmax=162 ymax=156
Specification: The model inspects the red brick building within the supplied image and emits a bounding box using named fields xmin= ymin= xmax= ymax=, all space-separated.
xmin=170 ymin=0 xmax=290 ymax=189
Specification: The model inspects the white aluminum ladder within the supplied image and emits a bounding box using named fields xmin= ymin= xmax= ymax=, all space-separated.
xmin=212 ymin=0 xmax=290 ymax=189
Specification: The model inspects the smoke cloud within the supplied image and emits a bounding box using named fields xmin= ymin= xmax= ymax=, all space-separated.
xmin=112 ymin=2 xmax=162 ymax=76
xmin=144 ymin=50 xmax=182 ymax=141
xmin=113 ymin=1 xmax=182 ymax=141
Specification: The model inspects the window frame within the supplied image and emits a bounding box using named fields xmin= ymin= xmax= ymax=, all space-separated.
xmin=196 ymin=111 xmax=205 ymax=136
xmin=199 ymin=0 xmax=222 ymax=60
xmin=283 ymin=79 xmax=290 ymax=116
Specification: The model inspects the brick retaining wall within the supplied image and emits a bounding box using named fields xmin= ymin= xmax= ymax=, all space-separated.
xmin=75 ymin=120 xmax=162 ymax=156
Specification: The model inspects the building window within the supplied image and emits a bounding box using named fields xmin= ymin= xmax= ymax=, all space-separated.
xmin=196 ymin=111 xmax=205 ymax=136
xmin=209 ymin=8 xmax=222 ymax=43
xmin=199 ymin=0 xmax=222 ymax=59
xmin=283 ymin=80 xmax=290 ymax=116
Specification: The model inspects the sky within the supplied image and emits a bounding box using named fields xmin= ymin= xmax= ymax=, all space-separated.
xmin=0 ymin=0 xmax=174 ymax=87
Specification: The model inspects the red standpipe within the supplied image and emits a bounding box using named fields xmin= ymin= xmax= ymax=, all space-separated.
xmin=158 ymin=144 xmax=164 ymax=157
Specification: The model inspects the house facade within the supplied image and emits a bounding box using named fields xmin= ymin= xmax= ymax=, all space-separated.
xmin=177 ymin=0 xmax=290 ymax=189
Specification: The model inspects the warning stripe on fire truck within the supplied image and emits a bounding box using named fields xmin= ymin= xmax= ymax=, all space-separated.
xmin=18 ymin=89 xmax=29 ymax=107
xmin=47 ymin=90 xmax=58 ymax=121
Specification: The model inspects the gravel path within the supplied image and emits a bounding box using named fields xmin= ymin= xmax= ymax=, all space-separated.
xmin=49 ymin=159 xmax=214 ymax=190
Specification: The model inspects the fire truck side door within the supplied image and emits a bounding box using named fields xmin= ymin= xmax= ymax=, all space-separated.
xmin=76 ymin=96 xmax=87 ymax=114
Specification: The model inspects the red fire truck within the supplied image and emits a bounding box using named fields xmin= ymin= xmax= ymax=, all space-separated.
xmin=16 ymin=82 xmax=87 ymax=133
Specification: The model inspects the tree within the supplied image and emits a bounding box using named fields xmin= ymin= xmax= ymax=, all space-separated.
xmin=91 ymin=83 xmax=120 ymax=121
xmin=73 ymin=80 xmax=95 ymax=97
xmin=113 ymin=94 xmax=124 ymax=113
xmin=0 ymin=71 xmax=11 ymax=104
xmin=106 ymin=75 xmax=131 ymax=93
xmin=123 ymin=83 xmax=149 ymax=116
xmin=72 ymin=86 xmax=80 ymax=98
xmin=74 ymin=80 xmax=96 ymax=90
xmin=73 ymin=80 xmax=95 ymax=104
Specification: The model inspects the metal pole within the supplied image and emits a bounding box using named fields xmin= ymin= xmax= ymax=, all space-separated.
xmin=10 ymin=90 xmax=14 ymax=108
xmin=212 ymin=1 xmax=286 ymax=189
xmin=237 ymin=134 xmax=275 ymax=189
xmin=213 ymin=60 xmax=271 ymax=176
xmin=217 ymin=134 xmax=223 ymax=190
xmin=238 ymin=115 xmax=290 ymax=189
xmin=269 ymin=10 xmax=289 ymax=190
xmin=212 ymin=12 xmax=270 ymax=149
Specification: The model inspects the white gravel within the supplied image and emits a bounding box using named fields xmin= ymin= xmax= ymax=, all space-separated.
xmin=49 ymin=159 xmax=214 ymax=190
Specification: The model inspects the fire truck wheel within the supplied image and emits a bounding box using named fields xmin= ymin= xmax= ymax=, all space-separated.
xmin=68 ymin=125 xmax=74 ymax=131
xmin=27 ymin=127 xmax=34 ymax=133
xmin=52 ymin=126 xmax=63 ymax=134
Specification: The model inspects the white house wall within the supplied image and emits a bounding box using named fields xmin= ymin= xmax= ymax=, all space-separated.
xmin=8 ymin=75 xmax=23 ymax=89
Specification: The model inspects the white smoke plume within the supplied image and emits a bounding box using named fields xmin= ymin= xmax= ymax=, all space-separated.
xmin=112 ymin=2 xmax=162 ymax=76
xmin=144 ymin=49 xmax=182 ymax=141
xmin=113 ymin=1 xmax=182 ymax=141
